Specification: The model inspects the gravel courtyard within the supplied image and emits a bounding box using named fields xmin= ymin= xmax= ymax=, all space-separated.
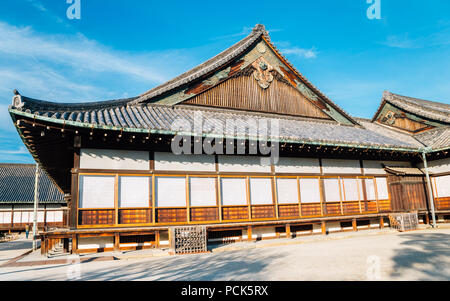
xmin=0 ymin=227 xmax=449 ymax=281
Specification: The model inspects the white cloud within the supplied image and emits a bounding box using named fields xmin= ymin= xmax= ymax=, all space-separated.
xmin=0 ymin=22 xmax=171 ymax=83
xmin=281 ymin=47 xmax=318 ymax=59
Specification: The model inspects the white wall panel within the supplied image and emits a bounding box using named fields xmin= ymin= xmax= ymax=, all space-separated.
xmin=434 ymin=175 xmax=450 ymax=198
xmin=342 ymin=178 xmax=360 ymax=201
xmin=80 ymin=148 xmax=148 ymax=170
xmin=218 ymin=156 xmax=271 ymax=173
xmin=418 ymin=158 xmax=450 ymax=174
xmin=249 ymin=178 xmax=273 ymax=205
xmin=154 ymin=152 xmax=215 ymax=172
xmin=322 ymin=159 xmax=361 ymax=174
xmin=189 ymin=177 xmax=217 ymax=207
xmin=119 ymin=176 xmax=151 ymax=208
xmin=155 ymin=177 xmax=186 ymax=207
xmin=363 ymin=160 xmax=412 ymax=175
xmin=375 ymin=177 xmax=389 ymax=199
xmin=276 ymin=178 xmax=299 ymax=204
xmin=324 ymin=178 xmax=341 ymax=202
xmin=78 ymin=237 xmax=114 ymax=250
xmin=79 ymin=175 xmax=115 ymax=208
xmin=365 ymin=178 xmax=376 ymax=200
xmin=220 ymin=178 xmax=247 ymax=206
xmin=299 ymin=178 xmax=321 ymax=203
xmin=274 ymin=157 xmax=320 ymax=174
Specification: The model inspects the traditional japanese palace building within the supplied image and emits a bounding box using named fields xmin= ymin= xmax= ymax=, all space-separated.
xmin=8 ymin=25 xmax=450 ymax=254
xmin=0 ymin=164 xmax=66 ymax=232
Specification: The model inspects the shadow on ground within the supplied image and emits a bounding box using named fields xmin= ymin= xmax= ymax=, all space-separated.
xmin=0 ymin=239 xmax=31 ymax=252
xmin=390 ymin=232 xmax=450 ymax=280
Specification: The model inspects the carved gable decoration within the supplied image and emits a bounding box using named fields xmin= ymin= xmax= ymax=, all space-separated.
xmin=252 ymin=57 xmax=274 ymax=89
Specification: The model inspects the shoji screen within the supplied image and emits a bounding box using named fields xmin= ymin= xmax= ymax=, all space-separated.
xmin=155 ymin=177 xmax=186 ymax=207
xmin=79 ymin=175 xmax=115 ymax=208
xmin=323 ymin=178 xmax=341 ymax=202
xmin=342 ymin=178 xmax=360 ymax=201
xmin=249 ymin=178 xmax=273 ymax=205
xmin=119 ymin=176 xmax=151 ymax=208
xmin=221 ymin=177 xmax=247 ymax=206
xmin=276 ymin=178 xmax=299 ymax=204
xmin=375 ymin=177 xmax=389 ymax=199
xmin=189 ymin=177 xmax=217 ymax=207
xmin=299 ymin=178 xmax=321 ymax=203
xmin=365 ymin=178 xmax=376 ymax=200
xmin=434 ymin=175 xmax=450 ymax=197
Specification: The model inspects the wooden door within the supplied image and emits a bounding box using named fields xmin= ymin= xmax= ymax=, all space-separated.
xmin=387 ymin=175 xmax=428 ymax=212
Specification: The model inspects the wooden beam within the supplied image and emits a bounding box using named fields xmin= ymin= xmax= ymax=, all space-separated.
xmin=352 ymin=219 xmax=357 ymax=231
xmin=321 ymin=221 xmax=326 ymax=235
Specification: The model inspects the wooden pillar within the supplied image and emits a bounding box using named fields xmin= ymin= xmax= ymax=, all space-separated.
xmin=114 ymin=233 xmax=120 ymax=251
xmin=352 ymin=219 xmax=357 ymax=232
xmin=155 ymin=230 xmax=160 ymax=248
xmin=321 ymin=221 xmax=326 ymax=235
xmin=41 ymin=236 xmax=46 ymax=255
xmin=425 ymin=214 xmax=430 ymax=225
xmin=247 ymin=226 xmax=253 ymax=241
xmin=71 ymin=234 xmax=78 ymax=254
xmin=286 ymin=224 xmax=291 ymax=238
xmin=379 ymin=217 xmax=384 ymax=229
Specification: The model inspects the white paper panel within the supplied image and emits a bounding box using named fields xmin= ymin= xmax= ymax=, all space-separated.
xmin=274 ymin=157 xmax=320 ymax=174
xmin=80 ymin=148 xmax=149 ymax=170
xmin=21 ymin=212 xmax=30 ymax=223
xmin=13 ymin=212 xmax=21 ymax=224
xmin=5 ymin=212 xmax=12 ymax=224
xmin=342 ymin=178 xmax=360 ymax=201
xmin=218 ymin=156 xmax=271 ymax=173
xmin=221 ymin=178 xmax=247 ymax=206
xmin=375 ymin=177 xmax=389 ymax=199
xmin=365 ymin=179 xmax=376 ymax=200
xmin=155 ymin=177 xmax=186 ymax=207
xmin=154 ymin=152 xmax=215 ymax=172
xmin=119 ymin=176 xmax=150 ymax=208
xmin=46 ymin=211 xmax=55 ymax=223
xmin=38 ymin=211 xmax=45 ymax=223
xmin=0 ymin=212 xmax=11 ymax=224
xmin=322 ymin=159 xmax=361 ymax=174
xmin=299 ymin=178 xmax=321 ymax=203
xmin=190 ymin=177 xmax=217 ymax=207
xmin=249 ymin=178 xmax=273 ymax=205
xmin=54 ymin=211 xmax=63 ymax=222
xmin=276 ymin=178 xmax=299 ymax=204
xmin=435 ymin=175 xmax=450 ymax=198
xmin=79 ymin=175 xmax=115 ymax=208
xmin=324 ymin=178 xmax=341 ymax=202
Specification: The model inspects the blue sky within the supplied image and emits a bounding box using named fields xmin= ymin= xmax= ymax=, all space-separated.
xmin=1 ymin=0 xmax=449 ymax=163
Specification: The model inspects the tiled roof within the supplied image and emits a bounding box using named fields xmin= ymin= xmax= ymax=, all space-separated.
xmin=381 ymin=91 xmax=450 ymax=124
xmin=10 ymin=99 xmax=421 ymax=150
xmin=130 ymin=24 xmax=357 ymax=125
xmin=414 ymin=126 xmax=450 ymax=150
xmin=0 ymin=164 xmax=65 ymax=204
